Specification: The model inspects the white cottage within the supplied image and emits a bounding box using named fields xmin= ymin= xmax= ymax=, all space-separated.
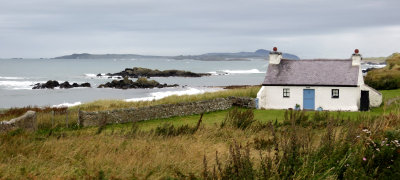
xmin=257 ymin=48 xmax=382 ymax=111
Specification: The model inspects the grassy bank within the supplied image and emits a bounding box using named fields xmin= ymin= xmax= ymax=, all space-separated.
xmin=76 ymin=85 xmax=260 ymax=112
xmin=0 ymin=87 xmax=400 ymax=178
xmin=365 ymin=53 xmax=400 ymax=90
xmin=1 ymin=107 xmax=400 ymax=179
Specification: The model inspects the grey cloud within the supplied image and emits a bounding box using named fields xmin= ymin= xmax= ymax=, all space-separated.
xmin=0 ymin=0 xmax=399 ymax=58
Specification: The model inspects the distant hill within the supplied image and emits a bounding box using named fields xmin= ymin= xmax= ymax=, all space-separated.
xmin=53 ymin=53 xmax=161 ymax=60
xmin=53 ymin=49 xmax=300 ymax=61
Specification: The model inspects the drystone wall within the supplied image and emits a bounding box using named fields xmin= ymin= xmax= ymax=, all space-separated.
xmin=79 ymin=97 xmax=256 ymax=127
xmin=0 ymin=111 xmax=37 ymax=132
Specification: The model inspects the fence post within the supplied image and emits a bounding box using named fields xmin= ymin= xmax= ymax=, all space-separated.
xmin=65 ymin=109 xmax=69 ymax=128
xmin=77 ymin=108 xmax=80 ymax=127
xmin=51 ymin=110 xmax=54 ymax=128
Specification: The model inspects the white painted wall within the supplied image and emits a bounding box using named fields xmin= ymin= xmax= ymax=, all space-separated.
xmin=257 ymin=86 xmax=360 ymax=111
xmin=269 ymin=53 xmax=282 ymax=64
xmin=352 ymin=54 xmax=362 ymax=66
xmin=361 ymin=84 xmax=383 ymax=107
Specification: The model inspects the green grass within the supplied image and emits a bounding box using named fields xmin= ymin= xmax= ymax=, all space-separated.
xmin=2 ymin=87 xmax=400 ymax=179
xmin=380 ymin=88 xmax=400 ymax=102
xmin=73 ymin=86 xmax=260 ymax=112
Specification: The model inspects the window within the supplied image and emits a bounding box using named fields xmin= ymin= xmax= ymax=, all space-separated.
xmin=332 ymin=89 xmax=339 ymax=98
xmin=283 ymin=88 xmax=290 ymax=97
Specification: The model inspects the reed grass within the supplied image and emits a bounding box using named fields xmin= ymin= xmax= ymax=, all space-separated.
xmin=2 ymin=108 xmax=400 ymax=179
xmin=1 ymin=87 xmax=400 ymax=178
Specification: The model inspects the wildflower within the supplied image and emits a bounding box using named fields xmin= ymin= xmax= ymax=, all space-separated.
xmin=376 ymin=148 xmax=380 ymax=152
xmin=363 ymin=157 xmax=367 ymax=161
xmin=356 ymin=135 xmax=360 ymax=138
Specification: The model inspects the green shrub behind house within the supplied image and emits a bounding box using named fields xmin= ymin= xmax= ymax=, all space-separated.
xmin=365 ymin=53 xmax=400 ymax=90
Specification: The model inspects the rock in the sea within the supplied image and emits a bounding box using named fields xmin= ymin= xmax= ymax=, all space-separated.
xmin=98 ymin=77 xmax=178 ymax=89
xmin=60 ymin=81 xmax=73 ymax=89
xmin=32 ymin=80 xmax=59 ymax=89
xmin=100 ymin=67 xmax=211 ymax=78
xmin=32 ymin=80 xmax=91 ymax=89
xmin=80 ymin=82 xmax=91 ymax=87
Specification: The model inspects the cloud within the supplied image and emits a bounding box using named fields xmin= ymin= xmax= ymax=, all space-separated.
xmin=0 ymin=0 xmax=399 ymax=58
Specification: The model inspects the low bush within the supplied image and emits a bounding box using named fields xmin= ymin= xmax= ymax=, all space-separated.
xmin=220 ymin=108 xmax=255 ymax=130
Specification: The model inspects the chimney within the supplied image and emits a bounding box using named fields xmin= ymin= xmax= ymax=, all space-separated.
xmin=269 ymin=47 xmax=282 ymax=64
xmin=352 ymin=49 xmax=362 ymax=66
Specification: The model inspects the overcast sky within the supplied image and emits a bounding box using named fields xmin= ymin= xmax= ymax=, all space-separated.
xmin=1 ymin=0 xmax=399 ymax=59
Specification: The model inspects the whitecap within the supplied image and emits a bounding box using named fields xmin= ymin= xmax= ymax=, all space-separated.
xmin=208 ymin=69 xmax=265 ymax=75
xmin=124 ymin=87 xmax=221 ymax=102
xmin=52 ymin=102 xmax=82 ymax=108
xmin=0 ymin=81 xmax=43 ymax=90
xmin=222 ymin=69 xmax=265 ymax=74
xmin=0 ymin=76 xmax=26 ymax=80
xmin=84 ymin=73 xmax=98 ymax=78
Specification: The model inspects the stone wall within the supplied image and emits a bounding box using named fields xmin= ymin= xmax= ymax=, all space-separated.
xmin=0 ymin=111 xmax=37 ymax=132
xmin=79 ymin=97 xmax=256 ymax=127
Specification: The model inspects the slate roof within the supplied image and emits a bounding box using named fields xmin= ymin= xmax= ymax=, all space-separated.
xmin=262 ymin=59 xmax=359 ymax=86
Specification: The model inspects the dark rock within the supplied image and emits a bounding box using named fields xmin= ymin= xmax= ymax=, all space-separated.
xmin=60 ymin=81 xmax=73 ymax=89
xmin=80 ymin=83 xmax=91 ymax=87
xmin=97 ymin=73 xmax=102 ymax=77
xmin=32 ymin=80 xmax=91 ymax=89
xmin=362 ymin=68 xmax=376 ymax=73
xmin=106 ymin=67 xmax=211 ymax=78
xmin=32 ymin=80 xmax=59 ymax=89
xmin=97 ymin=77 xmax=178 ymax=89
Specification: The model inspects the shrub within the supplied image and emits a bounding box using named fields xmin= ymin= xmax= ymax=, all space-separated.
xmin=220 ymin=108 xmax=255 ymax=130
xmin=365 ymin=53 xmax=400 ymax=90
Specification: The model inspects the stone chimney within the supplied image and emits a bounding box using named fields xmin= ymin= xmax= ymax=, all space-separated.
xmin=269 ymin=47 xmax=282 ymax=64
xmin=352 ymin=49 xmax=362 ymax=66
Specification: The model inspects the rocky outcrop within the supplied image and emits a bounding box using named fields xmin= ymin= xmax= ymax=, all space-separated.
xmin=33 ymin=80 xmax=91 ymax=89
xmin=103 ymin=67 xmax=211 ymax=78
xmin=0 ymin=111 xmax=37 ymax=132
xmin=98 ymin=77 xmax=178 ymax=89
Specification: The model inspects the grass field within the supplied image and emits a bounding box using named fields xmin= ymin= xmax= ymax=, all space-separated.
xmin=1 ymin=87 xmax=400 ymax=179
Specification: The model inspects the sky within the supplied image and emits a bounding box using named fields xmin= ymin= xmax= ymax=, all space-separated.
xmin=0 ymin=0 xmax=399 ymax=59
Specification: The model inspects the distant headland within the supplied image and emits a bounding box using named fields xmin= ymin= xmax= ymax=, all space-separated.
xmin=53 ymin=49 xmax=300 ymax=61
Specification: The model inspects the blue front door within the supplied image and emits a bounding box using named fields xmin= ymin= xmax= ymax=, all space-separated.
xmin=303 ymin=89 xmax=315 ymax=110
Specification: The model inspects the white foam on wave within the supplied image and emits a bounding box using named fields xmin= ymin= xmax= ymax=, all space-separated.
xmin=0 ymin=76 xmax=26 ymax=80
xmin=0 ymin=80 xmax=43 ymax=90
xmin=84 ymin=73 xmax=98 ymax=78
xmin=223 ymin=69 xmax=265 ymax=74
xmin=84 ymin=73 xmax=122 ymax=79
xmin=208 ymin=69 xmax=265 ymax=75
xmin=52 ymin=102 xmax=82 ymax=108
xmin=124 ymin=87 xmax=221 ymax=102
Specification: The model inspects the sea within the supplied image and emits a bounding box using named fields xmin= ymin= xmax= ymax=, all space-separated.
xmin=0 ymin=58 xmax=270 ymax=108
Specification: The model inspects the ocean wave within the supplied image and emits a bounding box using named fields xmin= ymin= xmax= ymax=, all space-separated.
xmin=0 ymin=80 xmax=42 ymax=90
xmin=125 ymin=87 xmax=220 ymax=102
xmin=52 ymin=102 xmax=82 ymax=108
xmin=0 ymin=76 xmax=26 ymax=80
xmin=84 ymin=73 xmax=122 ymax=79
xmin=208 ymin=69 xmax=265 ymax=75
xmin=84 ymin=73 xmax=98 ymax=78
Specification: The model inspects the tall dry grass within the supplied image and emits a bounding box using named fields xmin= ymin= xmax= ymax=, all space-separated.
xmin=2 ymin=108 xmax=400 ymax=179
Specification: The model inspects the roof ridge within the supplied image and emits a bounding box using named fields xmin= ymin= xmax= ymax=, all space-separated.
xmin=281 ymin=58 xmax=351 ymax=61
